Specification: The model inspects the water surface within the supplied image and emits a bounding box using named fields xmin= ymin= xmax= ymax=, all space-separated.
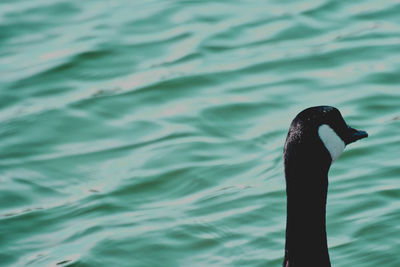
xmin=1 ymin=0 xmax=399 ymax=266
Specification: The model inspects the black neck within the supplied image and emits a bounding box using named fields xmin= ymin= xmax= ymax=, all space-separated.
xmin=283 ymin=147 xmax=332 ymax=267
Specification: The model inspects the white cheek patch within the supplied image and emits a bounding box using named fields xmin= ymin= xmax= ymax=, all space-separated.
xmin=318 ymin=124 xmax=345 ymax=162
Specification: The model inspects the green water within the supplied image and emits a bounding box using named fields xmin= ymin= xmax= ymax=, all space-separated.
xmin=1 ymin=0 xmax=399 ymax=266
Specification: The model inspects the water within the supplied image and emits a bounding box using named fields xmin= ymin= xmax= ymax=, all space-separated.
xmin=1 ymin=0 xmax=399 ymax=266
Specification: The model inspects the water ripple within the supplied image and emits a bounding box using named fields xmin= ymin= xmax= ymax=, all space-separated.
xmin=1 ymin=0 xmax=399 ymax=266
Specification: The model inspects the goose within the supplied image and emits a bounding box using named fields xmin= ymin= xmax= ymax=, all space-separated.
xmin=283 ymin=106 xmax=368 ymax=267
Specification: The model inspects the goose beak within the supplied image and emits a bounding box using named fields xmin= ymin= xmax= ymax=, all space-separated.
xmin=344 ymin=126 xmax=368 ymax=145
